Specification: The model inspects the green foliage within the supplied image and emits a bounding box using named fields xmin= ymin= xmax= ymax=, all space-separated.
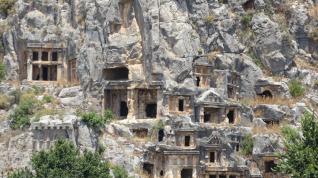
xmin=241 ymin=14 xmax=253 ymax=29
xmin=288 ymin=79 xmax=305 ymax=98
xmin=31 ymin=85 xmax=45 ymax=95
xmin=8 ymin=168 xmax=34 ymax=178
xmin=247 ymin=48 xmax=263 ymax=68
xmin=275 ymin=112 xmax=318 ymax=177
xmin=0 ymin=62 xmax=5 ymax=82
xmin=9 ymin=92 xmax=39 ymax=129
xmin=42 ymin=95 xmax=53 ymax=103
xmin=81 ymin=110 xmax=113 ymax=130
xmin=0 ymin=94 xmax=10 ymax=110
xmin=28 ymin=139 xmax=111 ymax=178
xmin=241 ymin=133 xmax=254 ymax=156
xmin=153 ymin=120 xmax=164 ymax=131
xmin=0 ymin=0 xmax=16 ymax=16
xmin=112 ymin=165 xmax=129 ymax=178
xmin=9 ymin=89 xmax=21 ymax=104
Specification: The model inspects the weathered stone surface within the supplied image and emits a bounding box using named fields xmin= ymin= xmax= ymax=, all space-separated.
xmin=254 ymin=104 xmax=286 ymax=122
xmin=58 ymin=86 xmax=82 ymax=98
xmin=251 ymin=13 xmax=297 ymax=74
xmin=0 ymin=0 xmax=317 ymax=177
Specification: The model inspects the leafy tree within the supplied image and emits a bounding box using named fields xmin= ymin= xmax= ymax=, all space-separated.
xmin=275 ymin=112 xmax=318 ymax=177
xmin=9 ymin=139 xmax=112 ymax=178
xmin=9 ymin=92 xmax=39 ymax=129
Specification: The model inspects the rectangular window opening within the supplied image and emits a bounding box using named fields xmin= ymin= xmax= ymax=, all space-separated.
xmin=120 ymin=101 xmax=128 ymax=117
xmin=184 ymin=136 xmax=191 ymax=147
xmin=52 ymin=52 xmax=58 ymax=61
xmin=42 ymin=51 xmax=49 ymax=61
xmin=209 ymin=152 xmax=215 ymax=163
xmin=32 ymin=51 xmax=39 ymax=61
xmin=179 ymin=99 xmax=184 ymax=111
xmin=265 ymin=160 xmax=277 ymax=173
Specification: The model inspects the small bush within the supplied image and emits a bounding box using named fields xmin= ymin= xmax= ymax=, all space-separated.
xmin=31 ymin=85 xmax=45 ymax=95
xmin=241 ymin=133 xmax=254 ymax=156
xmin=241 ymin=13 xmax=253 ymax=29
xmin=288 ymin=79 xmax=305 ymax=98
xmin=8 ymin=168 xmax=33 ymax=178
xmin=81 ymin=110 xmax=113 ymax=130
xmin=0 ymin=62 xmax=5 ymax=82
xmin=247 ymin=48 xmax=263 ymax=68
xmin=42 ymin=95 xmax=53 ymax=103
xmin=152 ymin=120 xmax=164 ymax=131
xmin=9 ymin=89 xmax=21 ymax=104
xmin=0 ymin=0 xmax=16 ymax=16
xmin=112 ymin=165 xmax=129 ymax=178
xmin=0 ymin=94 xmax=10 ymax=110
xmin=9 ymin=92 xmax=40 ymax=129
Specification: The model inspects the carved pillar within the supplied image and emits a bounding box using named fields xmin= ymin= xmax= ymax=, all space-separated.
xmin=127 ymin=89 xmax=138 ymax=120
xmin=39 ymin=65 xmax=43 ymax=80
xmin=57 ymin=51 xmax=62 ymax=81
xmin=27 ymin=50 xmax=33 ymax=81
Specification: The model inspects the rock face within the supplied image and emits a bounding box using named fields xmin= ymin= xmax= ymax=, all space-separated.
xmin=0 ymin=0 xmax=318 ymax=178
xmin=251 ymin=13 xmax=297 ymax=74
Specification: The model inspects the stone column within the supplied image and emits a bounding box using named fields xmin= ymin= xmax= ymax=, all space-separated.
xmin=39 ymin=65 xmax=43 ymax=80
xmin=48 ymin=51 xmax=52 ymax=62
xmin=127 ymin=89 xmax=138 ymax=120
xmin=27 ymin=50 xmax=33 ymax=81
xmin=57 ymin=51 xmax=62 ymax=81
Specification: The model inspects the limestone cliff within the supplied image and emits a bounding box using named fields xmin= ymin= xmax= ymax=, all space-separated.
xmin=0 ymin=0 xmax=318 ymax=177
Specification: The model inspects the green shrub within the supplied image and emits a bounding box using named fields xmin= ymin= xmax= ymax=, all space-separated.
xmin=112 ymin=165 xmax=129 ymax=178
xmin=241 ymin=133 xmax=254 ymax=156
xmin=247 ymin=48 xmax=263 ymax=68
xmin=9 ymin=92 xmax=39 ymax=129
xmin=0 ymin=94 xmax=10 ymax=110
xmin=288 ymin=79 xmax=305 ymax=98
xmin=31 ymin=85 xmax=45 ymax=95
xmin=81 ymin=110 xmax=113 ymax=130
xmin=0 ymin=0 xmax=16 ymax=16
xmin=0 ymin=62 xmax=5 ymax=82
xmin=9 ymin=89 xmax=21 ymax=104
xmin=241 ymin=14 xmax=253 ymax=29
xmin=8 ymin=168 xmax=33 ymax=178
xmin=152 ymin=120 xmax=164 ymax=131
xmin=42 ymin=95 xmax=53 ymax=103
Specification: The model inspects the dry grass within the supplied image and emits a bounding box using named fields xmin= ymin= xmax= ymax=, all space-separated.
xmin=0 ymin=94 xmax=10 ymax=110
xmin=294 ymin=57 xmax=318 ymax=72
xmin=241 ymin=97 xmax=298 ymax=108
xmin=207 ymin=49 xmax=220 ymax=62
xmin=252 ymin=124 xmax=282 ymax=135
xmin=253 ymin=109 xmax=263 ymax=118
xmin=56 ymin=80 xmax=80 ymax=88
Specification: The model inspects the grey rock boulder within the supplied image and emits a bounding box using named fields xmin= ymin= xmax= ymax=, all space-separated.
xmin=58 ymin=86 xmax=82 ymax=98
xmin=254 ymin=104 xmax=286 ymax=122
